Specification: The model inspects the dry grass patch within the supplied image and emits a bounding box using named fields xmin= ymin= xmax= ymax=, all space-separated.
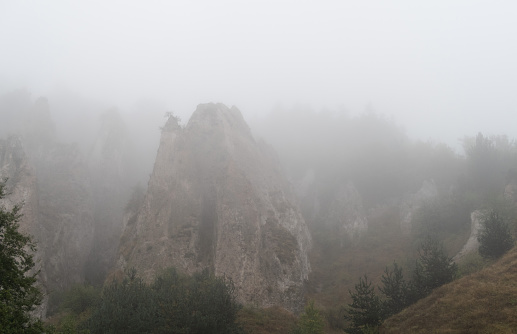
xmin=237 ymin=306 xmax=297 ymax=334
xmin=381 ymin=246 xmax=517 ymax=333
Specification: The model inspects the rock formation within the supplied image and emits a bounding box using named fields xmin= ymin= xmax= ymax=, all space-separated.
xmin=117 ymin=103 xmax=311 ymax=312
xmin=0 ymin=135 xmax=95 ymax=317
xmin=453 ymin=210 xmax=483 ymax=261
xmin=0 ymin=95 xmax=132 ymax=316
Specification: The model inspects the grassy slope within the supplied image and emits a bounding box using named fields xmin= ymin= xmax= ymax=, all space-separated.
xmin=381 ymin=246 xmax=517 ymax=333
xmin=237 ymin=306 xmax=297 ymax=334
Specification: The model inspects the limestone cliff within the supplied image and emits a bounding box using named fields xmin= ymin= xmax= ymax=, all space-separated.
xmin=0 ymin=135 xmax=95 ymax=317
xmin=118 ymin=103 xmax=311 ymax=312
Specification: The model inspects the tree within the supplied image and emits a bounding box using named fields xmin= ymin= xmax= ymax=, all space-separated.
xmin=292 ymin=300 xmax=325 ymax=334
xmin=477 ymin=210 xmax=514 ymax=259
xmin=409 ymin=237 xmax=456 ymax=301
xmin=0 ymin=181 xmax=44 ymax=333
xmin=344 ymin=275 xmax=383 ymax=334
xmin=85 ymin=267 xmax=243 ymax=334
xmin=379 ymin=262 xmax=409 ymax=317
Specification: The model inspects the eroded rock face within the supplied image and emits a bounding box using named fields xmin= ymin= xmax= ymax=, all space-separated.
xmin=118 ymin=103 xmax=311 ymax=312
xmin=453 ymin=210 xmax=483 ymax=261
xmin=0 ymin=135 xmax=95 ymax=317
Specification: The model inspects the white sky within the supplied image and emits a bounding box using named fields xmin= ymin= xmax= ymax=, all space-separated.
xmin=1 ymin=1 xmax=516 ymax=148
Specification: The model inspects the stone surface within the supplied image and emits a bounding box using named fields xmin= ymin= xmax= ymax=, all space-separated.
xmin=453 ymin=210 xmax=483 ymax=261
xmin=117 ymin=103 xmax=311 ymax=312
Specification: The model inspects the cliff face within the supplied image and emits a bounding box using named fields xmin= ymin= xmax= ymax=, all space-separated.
xmin=0 ymin=96 xmax=132 ymax=316
xmin=0 ymin=135 xmax=95 ymax=317
xmin=118 ymin=103 xmax=311 ymax=312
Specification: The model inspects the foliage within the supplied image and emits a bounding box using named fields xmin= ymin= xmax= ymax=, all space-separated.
xmin=477 ymin=210 xmax=514 ymax=259
xmin=0 ymin=181 xmax=45 ymax=333
xmin=409 ymin=237 xmax=457 ymax=301
xmin=291 ymin=300 xmax=325 ymax=334
xmin=61 ymin=284 xmax=101 ymax=315
xmin=344 ymin=237 xmax=457 ymax=331
xmin=85 ymin=267 xmax=242 ymax=334
xmin=344 ymin=275 xmax=383 ymax=334
xmin=463 ymin=133 xmax=517 ymax=203
xmin=379 ymin=263 xmax=409 ymax=317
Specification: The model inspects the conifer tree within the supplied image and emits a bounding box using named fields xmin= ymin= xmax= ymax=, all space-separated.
xmin=379 ymin=262 xmax=409 ymax=317
xmin=409 ymin=236 xmax=456 ymax=301
xmin=0 ymin=181 xmax=44 ymax=333
xmin=344 ymin=275 xmax=382 ymax=334
xmin=477 ymin=210 xmax=514 ymax=259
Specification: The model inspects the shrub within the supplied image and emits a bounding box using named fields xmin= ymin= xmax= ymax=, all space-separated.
xmin=477 ymin=210 xmax=514 ymax=259
xmin=85 ymin=267 xmax=243 ymax=334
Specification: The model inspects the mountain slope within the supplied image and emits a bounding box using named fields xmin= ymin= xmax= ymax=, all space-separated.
xmin=381 ymin=247 xmax=517 ymax=333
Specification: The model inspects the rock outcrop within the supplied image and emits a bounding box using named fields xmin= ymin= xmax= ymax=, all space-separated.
xmin=0 ymin=96 xmax=130 ymax=316
xmin=117 ymin=103 xmax=311 ymax=312
xmin=453 ymin=210 xmax=483 ymax=261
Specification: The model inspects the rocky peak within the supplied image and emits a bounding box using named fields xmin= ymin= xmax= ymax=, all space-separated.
xmin=118 ymin=103 xmax=311 ymax=312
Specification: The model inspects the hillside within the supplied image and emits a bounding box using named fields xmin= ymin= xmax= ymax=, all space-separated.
xmin=381 ymin=246 xmax=517 ymax=333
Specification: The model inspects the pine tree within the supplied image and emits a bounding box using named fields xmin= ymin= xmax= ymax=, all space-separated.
xmin=409 ymin=236 xmax=456 ymax=300
xmin=379 ymin=262 xmax=409 ymax=317
xmin=344 ymin=275 xmax=382 ymax=334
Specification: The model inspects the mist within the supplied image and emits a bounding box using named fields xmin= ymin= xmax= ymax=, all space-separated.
xmin=2 ymin=2 xmax=517 ymax=331
xmin=1 ymin=1 xmax=516 ymax=151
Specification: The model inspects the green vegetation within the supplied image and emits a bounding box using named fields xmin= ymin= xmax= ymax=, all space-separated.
xmin=291 ymin=300 xmax=325 ymax=334
xmin=0 ymin=181 xmax=45 ymax=333
xmin=409 ymin=237 xmax=457 ymax=301
xmin=344 ymin=237 xmax=457 ymax=332
xmin=378 ymin=263 xmax=408 ymax=318
xmin=344 ymin=276 xmax=383 ymax=334
xmin=381 ymin=246 xmax=517 ymax=333
xmin=477 ymin=210 xmax=514 ymax=259
xmin=48 ymin=267 xmax=242 ymax=333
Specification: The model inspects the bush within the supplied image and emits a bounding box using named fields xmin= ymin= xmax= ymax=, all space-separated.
xmin=292 ymin=300 xmax=325 ymax=334
xmin=477 ymin=210 xmax=514 ymax=259
xmin=61 ymin=284 xmax=101 ymax=315
xmin=85 ymin=267 xmax=243 ymax=334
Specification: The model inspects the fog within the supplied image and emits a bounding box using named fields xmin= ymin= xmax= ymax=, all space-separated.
xmin=1 ymin=1 xmax=517 ymax=151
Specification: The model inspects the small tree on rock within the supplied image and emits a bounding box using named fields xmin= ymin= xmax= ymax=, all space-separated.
xmin=477 ymin=210 xmax=514 ymax=259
